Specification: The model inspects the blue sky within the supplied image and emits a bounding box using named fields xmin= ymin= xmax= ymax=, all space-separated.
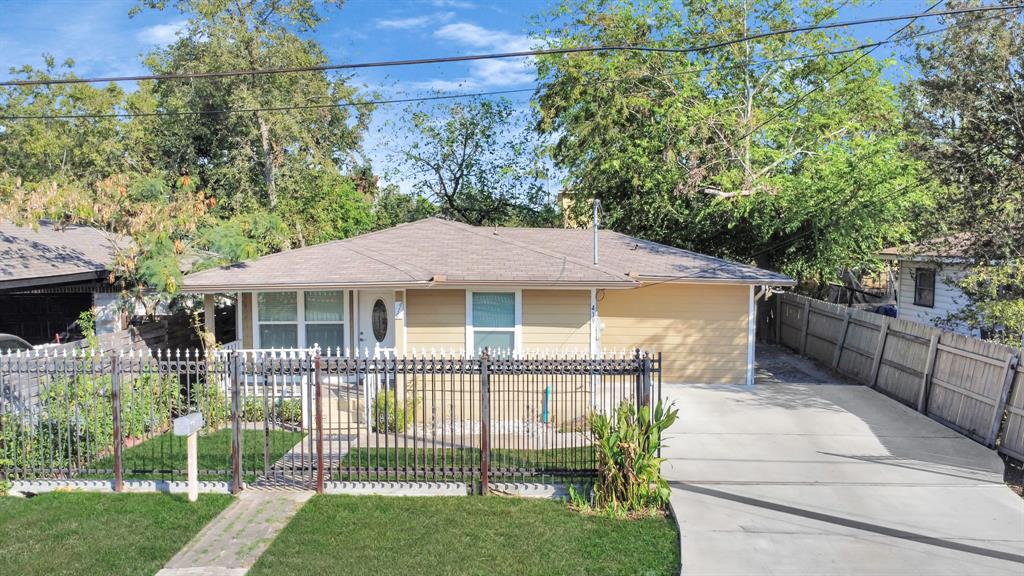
xmin=0 ymin=0 xmax=934 ymax=190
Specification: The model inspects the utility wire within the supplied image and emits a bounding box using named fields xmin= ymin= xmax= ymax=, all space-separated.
xmin=0 ymin=88 xmax=536 ymax=120
xmin=0 ymin=12 xmax=992 ymax=122
xmin=724 ymin=0 xmax=943 ymax=148
xmin=0 ymin=3 xmax=1017 ymax=88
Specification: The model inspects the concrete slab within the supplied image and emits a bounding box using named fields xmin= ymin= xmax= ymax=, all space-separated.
xmin=662 ymin=383 xmax=1024 ymax=576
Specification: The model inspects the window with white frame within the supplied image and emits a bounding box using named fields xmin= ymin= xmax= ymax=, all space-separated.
xmin=255 ymin=290 xmax=345 ymax=349
xmin=304 ymin=290 xmax=344 ymax=349
xmin=470 ymin=291 xmax=517 ymax=354
xmin=257 ymin=292 xmax=298 ymax=348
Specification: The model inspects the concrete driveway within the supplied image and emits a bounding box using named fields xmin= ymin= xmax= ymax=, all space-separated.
xmin=662 ymin=381 xmax=1024 ymax=575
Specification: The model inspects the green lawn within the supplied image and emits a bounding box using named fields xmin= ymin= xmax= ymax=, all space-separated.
xmin=0 ymin=492 xmax=232 ymax=576
xmin=335 ymin=446 xmax=595 ymax=481
xmin=90 ymin=428 xmax=306 ymax=481
xmin=249 ymin=495 xmax=679 ymax=576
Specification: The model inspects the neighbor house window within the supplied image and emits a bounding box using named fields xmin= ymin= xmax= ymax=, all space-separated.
xmin=257 ymin=292 xmax=298 ymax=348
xmin=470 ymin=291 xmax=518 ymax=354
xmin=255 ymin=290 xmax=345 ymax=349
xmin=304 ymin=291 xmax=345 ymax=349
xmin=914 ymin=268 xmax=935 ymax=308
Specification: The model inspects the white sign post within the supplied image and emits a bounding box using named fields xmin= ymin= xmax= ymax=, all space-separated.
xmin=173 ymin=412 xmax=205 ymax=502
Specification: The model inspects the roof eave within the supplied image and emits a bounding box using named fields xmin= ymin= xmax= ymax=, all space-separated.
xmin=181 ymin=280 xmax=434 ymax=293
xmin=631 ymin=275 xmax=796 ymax=286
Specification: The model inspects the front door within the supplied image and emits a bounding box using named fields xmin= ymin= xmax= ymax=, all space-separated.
xmin=357 ymin=291 xmax=395 ymax=356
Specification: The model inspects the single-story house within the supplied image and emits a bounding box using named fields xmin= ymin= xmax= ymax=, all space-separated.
xmin=879 ymin=234 xmax=977 ymax=336
xmin=182 ymin=218 xmax=795 ymax=385
xmin=0 ymin=220 xmax=129 ymax=343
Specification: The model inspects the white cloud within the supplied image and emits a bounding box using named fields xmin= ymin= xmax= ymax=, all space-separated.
xmin=430 ymin=22 xmax=536 ymax=88
xmin=376 ymin=12 xmax=453 ymax=30
xmin=136 ymin=20 xmax=187 ymax=45
xmin=434 ymin=22 xmax=532 ymax=52
xmin=431 ymin=0 xmax=475 ymax=8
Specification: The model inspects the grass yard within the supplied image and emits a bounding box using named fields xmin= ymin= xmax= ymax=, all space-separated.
xmin=335 ymin=446 xmax=595 ymax=481
xmin=0 ymin=492 xmax=232 ymax=576
xmin=249 ymin=495 xmax=679 ymax=576
xmin=90 ymin=428 xmax=306 ymax=481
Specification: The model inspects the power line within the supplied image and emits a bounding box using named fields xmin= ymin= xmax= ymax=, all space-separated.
xmin=0 ymin=88 xmax=536 ymax=120
xmin=725 ymin=1 xmax=944 ymax=148
xmin=0 ymin=4 xmax=1018 ymax=88
xmin=0 ymin=11 xmax=993 ymax=122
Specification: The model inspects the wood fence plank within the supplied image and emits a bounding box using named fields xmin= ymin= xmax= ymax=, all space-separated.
xmin=990 ymin=352 xmax=1021 ymax=448
xmin=869 ymin=319 xmax=889 ymax=388
xmin=917 ymin=332 xmax=940 ymax=413
xmin=832 ymin=311 xmax=851 ymax=369
xmin=800 ymin=299 xmax=811 ymax=356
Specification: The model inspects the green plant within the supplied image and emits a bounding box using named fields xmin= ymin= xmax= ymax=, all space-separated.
xmin=192 ymin=382 xmax=230 ymax=431
xmin=0 ymin=457 xmax=12 ymax=495
xmin=241 ymin=398 xmax=266 ymax=422
xmin=589 ymin=400 xmax=678 ymax=517
xmin=372 ymin=390 xmax=413 ymax=433
xmin=77 ymin=309 xmax=99 ymax=350
xmin=278 ymin=399 xmax=303 ymax=425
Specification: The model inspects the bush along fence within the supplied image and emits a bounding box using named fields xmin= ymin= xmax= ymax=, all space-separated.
xmin=768 ymin=292 xmax=1024 ymax=460
xmin=0 ymin=348 xmax=660 ymax=494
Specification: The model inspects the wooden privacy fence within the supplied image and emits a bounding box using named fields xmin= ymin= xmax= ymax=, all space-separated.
xmin=771 ymin=292 xmax=1024 ymax=460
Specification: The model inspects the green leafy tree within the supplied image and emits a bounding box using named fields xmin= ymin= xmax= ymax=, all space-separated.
xmin=904 ymin=1 xmax=1023 ymax=344
xmin=393 ymin=98 xmax=557 ymax=227
xmin=0 ymin=58 xmax=128 ymax=185
xmin=370 ymin=184 xmax=438 ymax=231
xmin=536 ymin=0 xmax=931 ymax=284
xmin=129 ymin=0 xmax=373 ymax=242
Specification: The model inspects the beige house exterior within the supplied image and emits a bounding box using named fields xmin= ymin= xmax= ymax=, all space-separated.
xmin=183 ymin=218 xmax=794 ymax=384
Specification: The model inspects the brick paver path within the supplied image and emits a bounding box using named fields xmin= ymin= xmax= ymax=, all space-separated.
xmin=155 ymin=490 xmax=311 ymax=576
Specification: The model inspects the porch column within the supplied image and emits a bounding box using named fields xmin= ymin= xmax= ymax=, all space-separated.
xmin=203 ymin=294 xmax=216 ymax=344
xmin=394 ymin=289 xmax=406 ymax=355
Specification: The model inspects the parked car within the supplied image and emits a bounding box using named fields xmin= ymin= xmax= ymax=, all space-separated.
xmin=0 ymin=333 xmax=33 ymax=354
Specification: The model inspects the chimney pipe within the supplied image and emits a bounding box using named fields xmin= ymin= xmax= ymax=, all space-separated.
xmin=593 ymin=199 xmax=601 ymax=265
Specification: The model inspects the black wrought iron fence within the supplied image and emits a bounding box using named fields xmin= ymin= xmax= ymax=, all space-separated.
xmin=1 ymin=348 xmax=660 ymax=493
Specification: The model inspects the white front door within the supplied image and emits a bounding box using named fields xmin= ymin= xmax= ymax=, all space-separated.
xmin=357 ymin=291 xmax=395 ymax=355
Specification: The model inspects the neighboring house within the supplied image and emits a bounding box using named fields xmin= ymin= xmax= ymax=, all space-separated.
xmin=0 ymin=220 xmax=132 ymax=343
xmin=879 ymin=235 xmax=977 ymax=336
xmin=182 ymin=218 xmax=794 ymax=385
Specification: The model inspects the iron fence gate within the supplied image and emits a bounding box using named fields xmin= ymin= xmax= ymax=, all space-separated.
xmin=1 ymin=348 xmax=660 ymax=493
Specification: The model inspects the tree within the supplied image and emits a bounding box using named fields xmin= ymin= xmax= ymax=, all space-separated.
xmin=535 ymin=0 xmax=931 ymax=284
xmin=370 ymin=185 xmax=438 ymax=231
xmin=393 ymin=98 xmax=557 ymax=227
xmin=0 ymin=58 xmax=128 ymax=185
xmin=129 ymin=0 xmax=373 ymax=243
xmin=0 ymin=0 xmax=378 ymax=309
xmin=905 ymin=1 xmax=1024 ymax=344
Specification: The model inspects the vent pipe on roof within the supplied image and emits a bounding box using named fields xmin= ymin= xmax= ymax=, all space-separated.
xmin=592 ymin=199 xmax=601 ymax=266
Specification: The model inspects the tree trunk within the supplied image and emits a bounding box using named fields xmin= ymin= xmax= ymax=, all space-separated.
xmin=255 ymin=112 xmax=277 ymax=209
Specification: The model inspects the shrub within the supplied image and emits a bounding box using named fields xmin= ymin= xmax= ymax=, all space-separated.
xmin=278 ymin=399 xmax=303 ymax=425
xmin=372 ymin=390 xmax=413 ymax=433
xmin=191 ymin=382 xmax=230 ymax=431
xmin=586 ymin=400 xmax=678 ymax=517
xmin=241 ymin=398 xmax=266 ymax=422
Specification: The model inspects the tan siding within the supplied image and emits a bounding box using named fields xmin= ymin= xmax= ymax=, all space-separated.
xmin=599 ymin=283 xmax=749 ymax=384
xmin=406 ymin=289 xmax=465 ymax=352
xmin=241 ymin=292 xmax=254 ymax=348
xmin=522 ymin=289 xmax=590 ymax=353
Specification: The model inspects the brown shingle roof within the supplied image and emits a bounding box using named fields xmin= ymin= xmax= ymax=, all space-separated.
xmin=879 ymin=234 xmax=974 ymax=260
xmin=182 ymin=218 xmax=794 ymax=291
xmin=0 ymin=220 xmax=126 ymax=289
xmin=495 ymin=227 xmax=794 ymax=284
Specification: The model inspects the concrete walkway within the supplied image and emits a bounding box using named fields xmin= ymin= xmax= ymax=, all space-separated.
xmin=662 ymin=381 xmax=1024 ymax=575
xmin=156 ymin=490 xmax=311 ymax=576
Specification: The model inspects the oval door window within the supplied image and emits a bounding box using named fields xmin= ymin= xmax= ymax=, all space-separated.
xmin=371 ymin=299 xmax=388 ymax=343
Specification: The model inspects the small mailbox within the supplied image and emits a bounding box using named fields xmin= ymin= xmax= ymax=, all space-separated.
xmin=173 ymin=412 xmax=204 ymax=437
